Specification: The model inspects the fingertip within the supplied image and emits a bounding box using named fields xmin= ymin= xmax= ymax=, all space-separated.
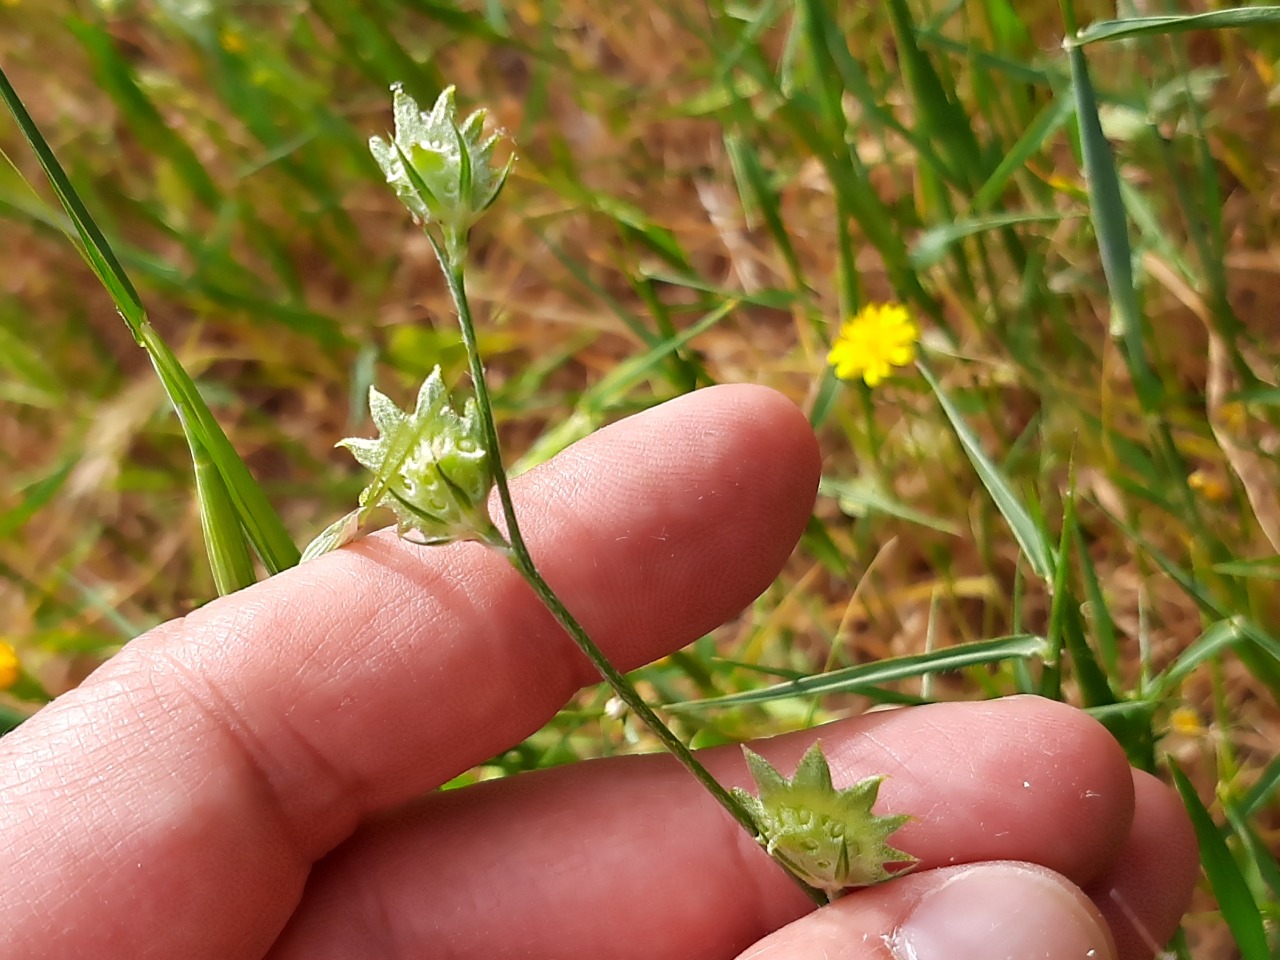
xmin=738 ymin=863 xmax=1116 ymax=960
xmin=1087 ymin=771 xmax=1199 ymax=959
xmin=984 ymin=696 xmax=1136 ymax=884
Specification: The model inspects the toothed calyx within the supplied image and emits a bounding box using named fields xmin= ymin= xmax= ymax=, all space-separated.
xmin=733 ymin=742 xmax=916 ymax=896
xmin=337 ymin=366 xmax=496 ymax=546
xmin=369 ymin=84 xmax=512 ymax=241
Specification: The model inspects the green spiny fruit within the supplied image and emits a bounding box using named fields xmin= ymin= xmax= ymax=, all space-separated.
xmin=733 ymin=742 xmax=916 ymax=896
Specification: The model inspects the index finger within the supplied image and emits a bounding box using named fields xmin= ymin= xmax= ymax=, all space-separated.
xmin=0 ymin=384 xmax=820 ymax=960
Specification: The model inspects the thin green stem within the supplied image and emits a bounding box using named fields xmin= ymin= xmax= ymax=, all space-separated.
xmin=428 ymin=228 xmax=827 ymax=907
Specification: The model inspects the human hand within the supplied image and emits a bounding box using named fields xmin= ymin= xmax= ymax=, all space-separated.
xmin=0 ymin=386 xmax=1197 ymax=959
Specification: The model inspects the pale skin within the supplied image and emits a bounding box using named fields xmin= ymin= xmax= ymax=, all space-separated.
xmin=0 ymin=386 xmax=1198 ymax=959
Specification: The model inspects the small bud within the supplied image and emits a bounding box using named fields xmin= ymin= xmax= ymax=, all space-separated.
xmin=369 ymin=84 xmax=513 ymax=239
xmin=337 ymin=367 xmax=497 ymax=546
xmin=733 ymin=742 xmax=916 ymax=896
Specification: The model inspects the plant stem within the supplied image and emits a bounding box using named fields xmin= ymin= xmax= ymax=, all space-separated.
xmin=429 ymin=230 xmax=827 ymax=908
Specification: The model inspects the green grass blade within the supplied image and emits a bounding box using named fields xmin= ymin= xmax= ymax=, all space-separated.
xmin=1241 ymin=753 xmax=1280 ymax=819
xmin=1049 ymin=495 xmax=1116 ymax=706
xmin=0 ymin=64 xmax=300 ymax=575
xmin=1083 ymin=700 xmax=1158 ymax=766
xmin=666 ymin=634 xmax=1048 ymax=712
xmin=972 ymin=94 xmax=1075 ymax=211
xmin=191 ymin=436 xmax=258 ymax=595
xmin=1066 ymin=50 xmax=1159 ymax=409
xmin=1169 ymin=764 xmax=1270 ymax=960
xmin=0 ymin=459 xmax=73 ymax=541
xmin=1221 ymin=796 xmax=1280 ymax=903
xmin=1071 ymin=8 xmax=1280 ymax=47
xmin=821 ymin=476 xmax=962 ymax=537
xmin=723 ymin=132 xmax=805 ymax=290
xmin=1212 ymin=558 xmax=1280 ymax=581
xmin=1152 ymin=619 xmax=1246 ymax=699
xmin=1076 ymin=529 xmax=1119 ymax=676
xmin=0 ymin=65 xmax=144 ymax=325
xmin=515 ymin=298 xmax=739 ymax=471
xmin=143 ymin=331 xmax=300 ymax=574
xmin=68 ymin=18 xmax=221 ymax=210
xmin=919 ymin=361 xmax=1055 ymax=579
xmin=910 ymin=211 xmax=1066 ymax=270
xmin=885 ymin=0 xmax=983 ymax=187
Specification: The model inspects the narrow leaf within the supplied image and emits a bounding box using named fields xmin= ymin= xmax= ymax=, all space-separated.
xmin=191 ymin=435 xmax=258 ymax=596
xmin=919 ymin=362 xmax=1055 ymax=579
xmin=1071 ymin=8 xmax=1280 ymax=47
xmin=666 ymin=635 xmax=1048 ymax=712
xmin=1169 ymin=765 xmax=1269 ymax=960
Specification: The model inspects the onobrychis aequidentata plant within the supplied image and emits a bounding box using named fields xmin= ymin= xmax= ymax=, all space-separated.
xmin=733 ymin=743 xmax=915 ymax=897
xmin=338 ymin=368 xmax=496 ymax=547
xmin=369 ymin=83 xmax=513 ymax=260
xmin=305 ymin=83 xmax=914 ymax=905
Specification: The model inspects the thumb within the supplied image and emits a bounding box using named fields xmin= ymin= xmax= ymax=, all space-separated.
xmin=738 ymin=862 xmax=1117 ymax=960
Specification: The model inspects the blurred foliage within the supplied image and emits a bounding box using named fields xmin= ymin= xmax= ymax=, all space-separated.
xmin=2 ymin=1 xmax=1279 ymax=953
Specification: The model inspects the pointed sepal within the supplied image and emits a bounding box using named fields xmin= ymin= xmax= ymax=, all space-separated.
xmin=732 ymin=742 xmax=916 ymax=896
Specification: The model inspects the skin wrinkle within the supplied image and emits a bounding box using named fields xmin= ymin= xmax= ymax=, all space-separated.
xmin=260 ymin=537 xmax=558 ymax=836
xmin=2 ymin=660 xmax=300 ymax=957
xmin=331 ymin=391 xmax=798 ymax=826
xmin=270 ymin=700 xmax=1136 ymax=959
xmin=46 ymin=389 xmax=1170 ymax=960
xmin=136 ymin=646 xmax=328 ymax=868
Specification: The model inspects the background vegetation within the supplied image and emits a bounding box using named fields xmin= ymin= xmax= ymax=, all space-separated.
xmin=2 ymin=0 xmax=1278 ymax=955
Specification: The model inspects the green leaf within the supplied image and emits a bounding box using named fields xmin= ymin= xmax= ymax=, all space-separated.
xmin=1151 ymin=619 xmax=1246 ymax=699
xmin=1067 ymin=49 xmax=1159 ymax=409
xmin=821 ymin=476 xmax=961 ymax=537
xmin=1241 ymin=753 xmax=1280 ymax=819
xmin=1170 ymin=765 xmax=1269 ymax=960
xmin=1071 ymin=8 xmax=1280 ymax=47
xmin=919 ymin=362 xmax=1055 ymax=580
xmin=191 ymin=434 xmax=258 ymax=596
xmin=515 ymin=299 xmax=737 ymax=471
xmin=1049 ymin=495 xmax=1115 ymax=707
xmin=910 ymin=211 xmax=1067 ymax=270
xmin=667 ymin=635 xmax=1048 ymax=712
xmin=0 ymin=63 xmax=300 ymax=577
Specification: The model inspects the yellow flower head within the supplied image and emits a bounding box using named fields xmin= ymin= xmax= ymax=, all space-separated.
xmin=827 ymin=303 xmax=919 ymax=387
xmin=1187 ymin=469 xmax=1230 ymax=503
xmin=0 ymin=642 xmax=19 ymax=691
xmin=1169 ymin=705 xmax=1205 ymax=737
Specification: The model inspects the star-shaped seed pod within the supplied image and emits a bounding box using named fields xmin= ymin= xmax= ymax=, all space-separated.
xmin=335 ymin=366 xmax=496 ymax=547
xmin=733 ymin=742 xmax=916 ymax=896
xmin=369 ymin=84 xmax=512 ymax=238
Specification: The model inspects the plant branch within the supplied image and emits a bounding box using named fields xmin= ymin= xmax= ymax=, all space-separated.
xmin=427 ymin=228 xmax=827 ymax=907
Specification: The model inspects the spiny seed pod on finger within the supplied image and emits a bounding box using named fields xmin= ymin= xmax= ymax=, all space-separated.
xmin=368 ymin=84 xmax=512 ymax=240
xmin=337 ymin=366 xmax=497 ymax=546
xmin=732 ymin=742 xmax=916 ymax=896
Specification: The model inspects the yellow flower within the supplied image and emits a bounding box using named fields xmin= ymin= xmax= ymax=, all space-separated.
xmin=1187 ymin=469 xmax=1230 ymax=503
xmin=1169 ymin=706 xmax=1205 ymax=737
xmin=827 ymin=303 xmax=919 ymax=387
xmin=0 ymin=642 xmax=19 ymax=691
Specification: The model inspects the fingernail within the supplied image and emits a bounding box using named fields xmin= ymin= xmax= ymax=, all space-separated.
xmin=893 ymin=863 xmax=1116 ymax=960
